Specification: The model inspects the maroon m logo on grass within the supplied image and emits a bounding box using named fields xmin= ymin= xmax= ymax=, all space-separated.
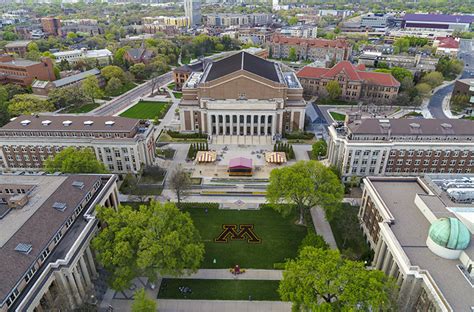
xmin=215 ymin=224 xmax=261 ymax=243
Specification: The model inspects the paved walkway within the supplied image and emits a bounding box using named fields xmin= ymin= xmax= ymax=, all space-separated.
xmin=310 ymin=206 xmax=338 ymax=249
xmin=109 ymin=299 xmax=291 ymax=312
xmin=168 ymin=269 xmax=282 ymax=280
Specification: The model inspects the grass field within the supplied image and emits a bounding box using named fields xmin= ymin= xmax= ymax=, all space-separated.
xmin=157 ymin=279 xmax=280 ymax=301
xmin=173 ymin=92 xmax=183 ymax=99
xmin=330 ymin=111 xmax=346 ymax=121
xmin=183 ymin=205 xmax=307 ymax=269
xmin=63 ymin=103 xmax=99 ymax=113
xmin=120 ymin=101 xmax=170 ymax=119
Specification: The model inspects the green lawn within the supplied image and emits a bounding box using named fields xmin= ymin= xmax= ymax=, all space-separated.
xmin=63 ymin=103 xmax=99 ymax=113
xmin=329 ymin=112 xmax=346 ymax=121
xmin=158 ymin=279 xmax=280 ymax=301
xmin=120 ymin=101 xmax=170 ymax=119
xmin=328 ymin=203 xmax=373 ymax=262
xmin=173 ymin=91 xmax=182 ymax=99
xmin=167 ymin=82 xmax=176 ymax=90
xmin=183 ymin=205 xmax=307 ymax=269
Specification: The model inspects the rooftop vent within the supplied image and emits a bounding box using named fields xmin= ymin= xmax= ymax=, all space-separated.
xmin=105 ymin=120 xmax=115 ymax=126
xmin=379 ymin=119 xmax=390 ymax=123
xmin=441 ymin=123 xmax=452 ymax=129
xmin=20 ymin=119 xmax=31 ymax=126
xmin=72 ymin=181 xmax=84 ymax=189
xmin=42 ymin=120 xmax=52 ymax=126
xmin=410 ymin=123 xmax=420 ymax=128
xmin=52 ymin=202 xmax=67 ymax=212
xmin=84 ymin=120 xmax=94 ymax=126
xmin=63 ymin=120 xmax=72 ymax=126
xmin=15 ymin=243 xmax=32 ymax=254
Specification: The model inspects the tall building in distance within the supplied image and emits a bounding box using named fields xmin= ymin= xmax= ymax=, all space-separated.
xmin=40 ymin=17 xmax=61 ymax=36
xmin=184 ymin=0 xmax=201 ymax=27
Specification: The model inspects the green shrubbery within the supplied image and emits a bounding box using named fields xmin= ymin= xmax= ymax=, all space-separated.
xmin=187 ymin=142 xmax=209 ymax=160
xmin=283 ymin=131 xmax=315 ymax=140
xmin=274 ymin=142 xmax=295 ymax=159
xmin=167 ymin=131 xmax=207 ymax=139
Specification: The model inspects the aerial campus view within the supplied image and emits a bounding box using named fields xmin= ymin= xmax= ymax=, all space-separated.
xmin=0 ymin=0 xmax=473 ymax=311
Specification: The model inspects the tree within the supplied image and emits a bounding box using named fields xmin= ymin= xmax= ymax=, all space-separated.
xmin=298 ymin=232 xmax=329 ymax=253
xmin=7 ymin=94 xmax=54 ymax=116
xmin=101 ymin=65 xmax=126 ymax=82
xmin=288 ymin=16 xmax=299 ymax=26
xmin=81 ymin=75 xmax=103 ymax=104
xmin=279 ymin=247 xmax=397 ymax=311
xmin=288 ymin=47 xmax=297 ymax=62
xmin=393 ymin=37 xmax=409 ymax=53
xmin=436 ymin=56 xmax=464 ymax=79
xmin=0 ymin=86 xmax=10 ymax=126
xmin=311 ymin=140 xmax=327 ymax=159
xmin=266 ymin=161 xmax=344 ymax=224
xmin=415 ymin=82 xmax=432 ymax=97
xmin=421 ymin=71 xmax=444 ymax=88
xmin=131 ymin=288 xmax=156 ymax=312
xmin=451 ymin=94 xmax=470 ymax=112
xmin=105 ymin=77 xmax=123 ymax=96
xmin=326 ymin=80 xmax=342 ymax=100
xmin=92 ymin=201 xmax=204 ymax=290
xmin=25 ymin=42 xmax=42 ymax=61
xmin=130 ymin=63 xmax=147 ymax=80
xmin=113 ymin=47 xmax=128 ymax=67
xmin=49 ymin=85 xmax=87 ymax=109
xmin=44 ymin=147 xmax=108 ymax=174
xmin=169 ymin=166 xmax=191 ymax=208
xmin=400 ymin=76 xmax=415 ymax=91
xmin=390 ymin=67 xmax=414 ymax=82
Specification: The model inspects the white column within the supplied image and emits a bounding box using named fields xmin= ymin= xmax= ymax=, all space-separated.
xmin=257 ymin=115 xmax=261 ymax=136
xmin=243 ymin=115 xmax=247 ymax=135
xmin=271 ymin=113 xmax=277 ymax=136
xmin=86 ymin=246 xmax=98 ymax=277
xmin=299 ymin=109 xmax=305 ymax=131
xmin=79 ymin=256 xmax=92 ymax=287
xmin=66 ymin=271 xmax=82 ymax=304
xmin=251 ymin=115 xmax=254 ymax=135
xmin=55 ymin=271 xmax=77 ymax=307
xmin=73 ymin=266 xmax=86 ymax=298
xmin=236 ymin=115 xmax=240 ymax=136
xmin=264 ymin=114 xmax=269 ymax=136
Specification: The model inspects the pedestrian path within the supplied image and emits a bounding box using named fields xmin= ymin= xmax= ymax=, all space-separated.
xmin=310 ymin=206 xmax=338 ymax=249
xmin=165 ymin=269 xmax=282 ymax=280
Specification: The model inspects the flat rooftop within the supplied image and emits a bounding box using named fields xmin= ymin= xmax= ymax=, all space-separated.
xmin=369 ymin=177 xmax=474 ymax=311
xmin=0 ymin=175 xmax=102 ymax=303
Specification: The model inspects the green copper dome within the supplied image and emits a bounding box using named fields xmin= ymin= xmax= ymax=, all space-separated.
xmin=429 ymin=218 xmax=471 ymax=250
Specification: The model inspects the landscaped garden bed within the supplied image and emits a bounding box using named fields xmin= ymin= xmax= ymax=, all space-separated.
xmin=157 ymin=279 xmax=280 ymax=301
xmin=329 ymin=111 xmax=346 ymax=121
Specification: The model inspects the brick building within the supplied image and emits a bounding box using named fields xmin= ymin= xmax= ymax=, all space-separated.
xmin=327 ymin=118 xmax=474 ymax=182
xmin=41 ymin=17 xmax=61 ymax=36
xmin=0 ymin=115 xmax=156 ymax=175
xmin=179 ymin=51 xmax=306 ymax=144
xmin=297 ymin=61 xmax=400 ymax=103
xmin=124 ymin=48 xmax=155 ymax=65
xmin=0 ymin=55 xmax=55 ymax=86
xmin=4 ymin=40 xmax=31 ymax=57
xmin=270 ymin=34 xmax=351 ymax=63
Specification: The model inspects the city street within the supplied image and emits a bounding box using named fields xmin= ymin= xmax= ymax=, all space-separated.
xmin=427 ymin=39 xmax=474 ymax=119
xmin=90 ymin=71 xmax=173 ymax=116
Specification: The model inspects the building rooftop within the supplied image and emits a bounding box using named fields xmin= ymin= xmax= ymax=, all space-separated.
xmin=4 ymin=40 xmax=31 ymax=48
xmin=403 ymin=13 xmax=474 ymax=24
xmin=52 ymin=68 xmax=100 ymax=88
xmin=271 ymin=34 xmax=349 ymax=48
xmin=0 ymin=175 xmax=102 ymax=303
xmin=297 ymin=61 xmax=400 ymax=87
xmin=203 ymin=51 xmax=280 ymax=83
xmin=367 ymin=176 xmax=474 ymax=311
xmin=0 ymin=58 xmax=41 ymax=67
xmin=1 ymin=115 xmax=140 ymax=133
xmin=347 ymin=118 xmax=474 ymax=137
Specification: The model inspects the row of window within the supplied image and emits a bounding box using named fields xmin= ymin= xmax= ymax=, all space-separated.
xmin=386 ymin=167 xmax=471 ymax=174
xmin=390 ymin=149 xmax=470 ymax=158
xmin=0 ymin=131 xmax=130 ymax=138
xmin=388 ymin=159 xmax=473 ymax=166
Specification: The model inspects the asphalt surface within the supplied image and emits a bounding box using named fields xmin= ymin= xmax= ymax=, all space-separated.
xmin=91 ymin=71 xmax=173 ymax=116
xmin=427 ymin=39 xmax=474 ymax=119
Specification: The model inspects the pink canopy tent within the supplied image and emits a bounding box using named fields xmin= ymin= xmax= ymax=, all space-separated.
xmin=228 ymin=157 xmax=253 ymax=176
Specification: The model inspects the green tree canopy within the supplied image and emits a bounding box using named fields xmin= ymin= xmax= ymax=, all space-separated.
xmin=415 ymin=82 xmax=432 ymax=97
xmin=279 ymin=247 xmax=397 ymax=310
xmin=131 ymin=288 xmax=156 ymax=312
xmin=7 ymin=94 xmax=54 ymax=116
xmin=92 ymin=201 xmax=204 ymax=290
xmin=421 ymin=71 xmax=444 ymax=88
xmin=44 ymin=147 xmax=108 ymax=173
xmin=48 ymin=85 xmax=88 ymax=109
xmin=0 ymin=86 xmax=10 ymax=126
xmin=81 ymin=75 xmax=104 ymax=104
xmin=266 ymin=161 xmax=344 ymax=224
xmin=130 ymin=63 xmax=147 ymax=80
xmin=101 ymin=65 xmax=126 ymax=82
xmin=311 ymin=140 xmax=328 ymax=159
xmin=105 ymin=77 xmax=123 ymax=96
xmin=326 ymin=80 xmax=342 ymax=100
xmin=288 ymin=47 xmax=297 ymax=62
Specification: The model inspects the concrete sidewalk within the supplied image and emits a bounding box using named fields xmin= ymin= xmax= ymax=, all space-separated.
xmin=310 ymin=206 xmax=338 ymax=249
xmin=109 ymin=299 xmax=292 ymax=312
xmin=168 ymin=269 xmax=282 ymax=280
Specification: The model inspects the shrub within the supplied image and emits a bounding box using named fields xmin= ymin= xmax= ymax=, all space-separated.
xmin=167 ymin=131 xmax=207 ymax=139
xmin=298 ymin=232 xmax=329 ymax=253
xmin=284 ymin=131 xmax=315 ymax=140
xmin=179 ymin=202 xmax=220 ymax=210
